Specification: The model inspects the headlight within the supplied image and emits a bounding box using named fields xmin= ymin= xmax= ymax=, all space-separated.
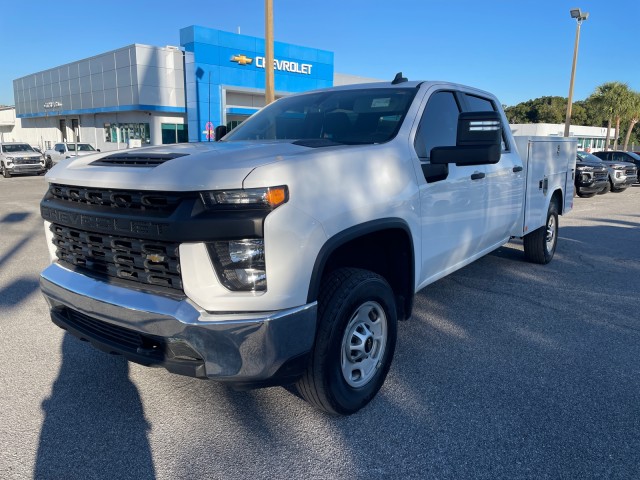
xmin=200 ymin=186 xmax=288 ymax=210
xmin=206 ymin=239 xmax=266 ymax=291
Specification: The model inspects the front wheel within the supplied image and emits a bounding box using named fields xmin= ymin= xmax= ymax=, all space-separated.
xmin=296 ymin=268 xmax=397 ymax=415
xmin=598 ymin=179 xmax=611 ymax=194
xmin=1 ymin=163 xmax=10 ymax=178
xmin=524 ymin=201 xmax=559 ymax=264
xmin=577 ymin=191 xmax=596 ymax=198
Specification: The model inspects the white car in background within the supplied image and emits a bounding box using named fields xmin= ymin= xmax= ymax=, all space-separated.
xmin=0 ymin=142 xmax=46 ymax=177
xmin=45 ymin=142 xmax=99 ymax=164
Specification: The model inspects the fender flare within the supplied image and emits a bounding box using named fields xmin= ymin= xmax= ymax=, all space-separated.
xmin=306 ymin=218 xmax=415 ymax=304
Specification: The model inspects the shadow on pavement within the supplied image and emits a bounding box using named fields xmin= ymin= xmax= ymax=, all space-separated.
xmin=0 ymin=212 xmax=31 ymax=223
xmin=34 ymin=334 xmax=155 ymax=479
xmin=0 ymin=277 xmax=39 ymax=307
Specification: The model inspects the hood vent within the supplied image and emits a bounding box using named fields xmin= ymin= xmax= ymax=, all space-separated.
xmin=91 ymin=152 xmax=188 ymax=167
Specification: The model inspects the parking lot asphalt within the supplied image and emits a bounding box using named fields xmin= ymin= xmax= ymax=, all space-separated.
xmin=0 ymin=175 xmax=638 ymax=480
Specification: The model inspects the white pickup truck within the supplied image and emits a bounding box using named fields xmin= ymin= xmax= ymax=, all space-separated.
xmin=39 ymin=76 xmax=576 ymax=415
xmin=44 ymin=142 xmax=99 ymax=165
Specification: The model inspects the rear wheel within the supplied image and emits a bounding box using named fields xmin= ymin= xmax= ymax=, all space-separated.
xmin=296 ymin=268 xmax=397 ymax=415
xmin=524 ymin=201 xmax=558 ymax=264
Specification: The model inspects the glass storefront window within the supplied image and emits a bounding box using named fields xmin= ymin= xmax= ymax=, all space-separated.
xmin=104 ymin=123 xmax=150 ymax=143
xmin=162 ymin=123 xmax=189 ymax=144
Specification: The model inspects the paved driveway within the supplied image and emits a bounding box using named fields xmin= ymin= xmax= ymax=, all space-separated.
xmin=1 ymin=176 xmax=638 ymax=479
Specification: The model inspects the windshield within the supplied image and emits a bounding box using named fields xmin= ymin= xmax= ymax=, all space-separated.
xmin=67 ymin=144 xmax=96 ymax=152
xmin=2 ymin=144 xmax=35 ymax=153
xmin=224 ymin=88 xmax=418 ymax=145
xmin=577 ymin=151 xmax=603 ymax=163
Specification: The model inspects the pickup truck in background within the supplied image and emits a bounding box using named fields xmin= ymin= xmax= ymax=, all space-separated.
xmin=0 ymin=142 xmax=46 ymax=177
xmin=44 ymin=142 xmax=99 ymax=165
xmin=39 ymin=75 xmax=576 ymax=415
xmin=574 ymin=154 xmax=609 ymax=197
xmin=590 ymin=150 xmax=640 ymax=189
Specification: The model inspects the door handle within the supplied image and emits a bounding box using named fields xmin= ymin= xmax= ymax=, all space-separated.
xmin=471 ymin=172 xmax=485 ymax=180
xmin=513 ymin=166 xmax=523 ymax=173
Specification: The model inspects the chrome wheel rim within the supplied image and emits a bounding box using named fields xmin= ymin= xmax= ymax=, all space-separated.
xmin=546 ymin=215 xmax=556 ymax=253
xmin=340 ymin=301 xmax=387 ymax=388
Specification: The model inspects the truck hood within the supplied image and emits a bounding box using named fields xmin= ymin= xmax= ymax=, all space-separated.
xmin=45 ymin=141 xmax=317 ymax=191
xmin=599 ymin=160 xmax=636 ymax=169
xmin=5 ymin=152 xmax=42 ymax=160
xmin=576 ymin=162 xmax=607 ymax=171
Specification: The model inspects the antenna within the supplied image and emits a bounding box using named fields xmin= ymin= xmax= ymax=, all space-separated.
xmin=391 ymin=72 xmax=408 ymax=84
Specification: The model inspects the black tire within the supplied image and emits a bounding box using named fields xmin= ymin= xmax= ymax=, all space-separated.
xmin=1 ymin=163 xmax=10 ymax=178
xmin=576 ymin=190 xmax=596 ymax=198
xmin=610 ymin=185 xmax=627 ymax=193
xmin=296 ymin=268 xmax=397 ymax=415
xmin=598 ymin=180 xmax=611 ymax=195
xmin=524 ymin=201 xmax=559 ymax=264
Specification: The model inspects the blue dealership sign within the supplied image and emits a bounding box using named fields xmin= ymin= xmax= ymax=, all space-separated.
xmin=180 ymin=26 xmax=334 ymax=142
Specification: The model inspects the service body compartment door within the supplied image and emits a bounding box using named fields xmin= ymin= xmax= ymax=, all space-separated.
xmin=513 ymin=136 xmax=576 ymax=236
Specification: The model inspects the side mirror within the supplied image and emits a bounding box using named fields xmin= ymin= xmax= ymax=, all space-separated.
xmin=214 ymin=125 xmax=228 ymax=141
xmin=97 ymin=149 xmax=101 ymax=152
xmin=431 ymin=111 xmax=502 ymax=166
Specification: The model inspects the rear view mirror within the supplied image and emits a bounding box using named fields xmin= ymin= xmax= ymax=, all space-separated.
xmin=431 ymin=111 xmax=502 ymax=166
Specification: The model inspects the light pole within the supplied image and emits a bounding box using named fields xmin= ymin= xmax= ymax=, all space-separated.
xmin=265 ymin=0 xmax=275 ymax=105
xmin=563 ymin=7 xmax=589 ymax=138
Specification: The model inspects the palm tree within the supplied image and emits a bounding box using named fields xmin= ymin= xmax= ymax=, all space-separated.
xmin=590 ymin=82 xmax=632 ymax=150
xmin=622 ymin=91 xmax=640 ymax=151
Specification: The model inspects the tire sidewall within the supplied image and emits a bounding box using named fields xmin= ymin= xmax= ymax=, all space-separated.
xmin=544 ymin=203 xmax=559 ymax=262
xmin=322 ymin=275 xmax=397 ymax=414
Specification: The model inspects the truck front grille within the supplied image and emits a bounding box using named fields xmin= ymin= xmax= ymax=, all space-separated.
xmin=15 ymin=158 xmax=41 ymax=165
xmin=594 ymin=171 xmax=607 ymax=180
xmin=50 ymin=223 xmax=182 ymax=291
xmin=625 ymin=167 xmax=637 ymax=176
xmin=48 ymin=184 xmax=190 ymax=213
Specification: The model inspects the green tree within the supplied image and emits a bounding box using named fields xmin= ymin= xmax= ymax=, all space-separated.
xmin=589 ymin=82 xmax=632 ymax=150
xmin=504 ymin=97 xmax=569 ymax=124
xmin=622 ymin=91 xmax=640 ymax=151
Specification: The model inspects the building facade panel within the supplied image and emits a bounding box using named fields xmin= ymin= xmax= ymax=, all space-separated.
xmin=11 ymin=27 xmax=341 ymax=148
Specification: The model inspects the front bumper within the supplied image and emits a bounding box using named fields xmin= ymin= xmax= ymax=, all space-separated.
xmin=7 ymin=163 xmax=45 ymax=174
xmin=611 ymin=174 xmax=637 ymax=188
xmin=40 ymin=263 xmax=317 ymax=386
xmin=576 ymin=178 xmax=607 ymax=194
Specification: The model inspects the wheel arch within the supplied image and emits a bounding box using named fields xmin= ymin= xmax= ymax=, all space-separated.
xmin=551 ymin=188 xmax=564 ymax=215
xmin=307 ymin=218 xmax=415 ymax=321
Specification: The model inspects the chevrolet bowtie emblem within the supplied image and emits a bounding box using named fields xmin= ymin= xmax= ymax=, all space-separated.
xmin=146 ymin=254 xmax=165 ymax=263
xmin=231 ymin=54 xmax=253 ymax=65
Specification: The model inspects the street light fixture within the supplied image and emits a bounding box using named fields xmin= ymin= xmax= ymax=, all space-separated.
xmin=563 ymin=7 xmax=589 ymax=137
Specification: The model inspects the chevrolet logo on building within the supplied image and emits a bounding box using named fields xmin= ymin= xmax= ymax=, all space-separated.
xmin=231 ymin=55 xmax=253 ymax=65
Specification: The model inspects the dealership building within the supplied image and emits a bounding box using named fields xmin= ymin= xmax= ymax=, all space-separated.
xmin=10 ymin=26 xmax=367 ymax=151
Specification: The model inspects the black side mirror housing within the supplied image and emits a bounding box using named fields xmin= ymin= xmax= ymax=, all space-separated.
xmin=215 ymin=125 xmax=228 ymax=141
xmin=430 ymin=111 xmax=502 ymax=166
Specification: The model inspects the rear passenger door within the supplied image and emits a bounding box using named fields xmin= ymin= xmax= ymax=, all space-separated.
xmin=460 ymin=92 xmax=523 ymax=247
xmin=413 ymin=89 xmax=489 ymax=286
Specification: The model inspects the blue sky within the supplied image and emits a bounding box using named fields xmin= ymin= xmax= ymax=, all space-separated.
xmin=1 ymin=0 xmax=637 ymax=107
